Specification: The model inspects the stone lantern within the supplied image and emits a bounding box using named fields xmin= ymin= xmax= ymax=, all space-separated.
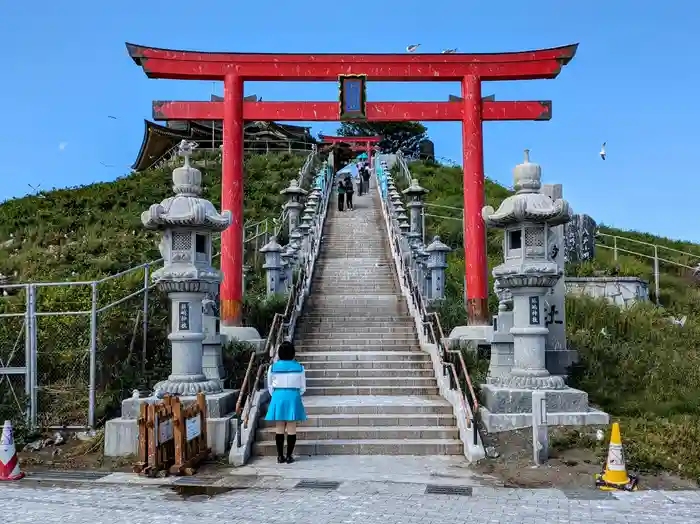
xmin=260 ymin=236 xmax=284 ymax=296
xmin=481 ymin=149 xmax=570 ymax=390
xmin=402 ymin=179 xmax=428 ymax=243
xmin=141 ymin=140 xmax=232 ymax=396
xmin=478 ymin=150 xmax=609 ymax=432
xmin=280 ymin=179 xmax=308 ymax=233
xmin=425 ymin=236 xmax=450 ymax=302
xmin=281 ymin=246 xmax=295 ymax=292
xmin=289 ymin=228 xmax=303 ymax=266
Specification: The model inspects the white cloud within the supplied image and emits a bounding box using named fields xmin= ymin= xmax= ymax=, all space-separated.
xmin=58 ymin=142 xmax=68 ymax=152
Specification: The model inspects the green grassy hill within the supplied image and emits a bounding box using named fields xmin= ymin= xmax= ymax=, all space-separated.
xmin=0 ymin=152 xmax=311 ymax=432
xmin=401 ymin=160 xmax=700 ymax=481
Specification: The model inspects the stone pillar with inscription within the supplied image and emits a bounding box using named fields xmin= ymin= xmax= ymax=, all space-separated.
xmin=141 ymin=141 xmax=232 ymax=396
xmin=541 ymin=184 xmax=575 ymax=375
xmin=477 ymin=150 xmax=609 ymax=432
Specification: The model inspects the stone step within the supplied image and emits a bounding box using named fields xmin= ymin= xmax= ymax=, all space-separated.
xmin=307 ymin=376 xmax=436 ymax=388
xmin=254 ymin=439 xmax=462 ymax=456
xmin=301 ymin=395 xmax=453 ymax=415
xmin=259 ymin=413 xmax=455 ymax=428
xmin=299 ymin=315 xmax=414 ymax=323
xmin=300 ymin=360 xmax=432 ymax=370
xmin=300 ymin=308 xmax=408 ymax=315
xmin=256 ymin=425 xmax=458 ymax=441
xmin=305 ymin=368 xmax=434 ymax=378
xmin=305 ymin=385 xmax=439 ymax=396
xmin=308 ymin=296 xmax=405 ymax=304
xmin=297 ymin=351 xmax=429 ymax=362
xmin=298 ymin=337 xmax=417 ymax=346
xmin=298 ymin=333 xmax=417 ymax=341
xmin=296 ymin=326 xmax=415 ymax=335
xmin=296 ymin=344 xmax=419 ymax=352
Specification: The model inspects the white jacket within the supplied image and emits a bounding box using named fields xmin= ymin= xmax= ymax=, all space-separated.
xmin=267 ymin=366 xmax=306 ymax=396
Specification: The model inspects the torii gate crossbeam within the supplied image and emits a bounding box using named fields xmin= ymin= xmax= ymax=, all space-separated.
xmin=127 ymin=43 xmax=577 ymax=327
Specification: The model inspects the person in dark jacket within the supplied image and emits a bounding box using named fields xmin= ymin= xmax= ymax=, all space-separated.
xmin=344 ymin=176 xmax=354 ymax=210
xmin=361 ymin=165 xmax=371 ymax=194
xmin=337 ymin=178 xmax=345 ymax=211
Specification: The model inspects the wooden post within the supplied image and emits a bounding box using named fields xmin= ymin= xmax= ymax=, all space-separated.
xmin=133 ymin=403 xmax=148 ymax=473
xmin=171 ymin=396 xmax=184 ymax=474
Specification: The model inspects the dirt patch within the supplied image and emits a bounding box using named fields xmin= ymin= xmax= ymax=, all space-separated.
xmin=476 ymin=426 xmax=699 ymax=490
xmin=18 ymin=430 xmax=229 ymax=475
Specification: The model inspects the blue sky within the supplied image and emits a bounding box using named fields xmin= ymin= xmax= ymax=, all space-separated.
xmin=2 ymin=1 xmax=699 ymax=241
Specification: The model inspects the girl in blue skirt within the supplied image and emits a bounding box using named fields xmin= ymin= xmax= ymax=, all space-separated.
xmin=265 ymin=341 xmax=307 ymax=463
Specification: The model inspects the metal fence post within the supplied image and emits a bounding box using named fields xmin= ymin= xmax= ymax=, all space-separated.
xmin=613 ymin=236 xmax=618 ymax=261
xmin=142 ymin=264 xmax=150 ymax=377
xmin=23 ymin=285 xmax=31 ymax=424
xmin=88 ymin=282 xmax=98 ymax=429
xmin=653 ymin=245 xmax=661 ymax=305
xmin=28 ymin=284 xmax=37 ymax=430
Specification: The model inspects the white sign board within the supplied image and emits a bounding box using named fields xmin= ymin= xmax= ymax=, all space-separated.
xmin=186 ymin=415 xmax=201 ymax=442
xmin=159 ymin=419 xmax=173 ymax=443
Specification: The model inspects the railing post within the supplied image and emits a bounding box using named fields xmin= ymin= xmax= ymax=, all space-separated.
xmin=29 ymin=284 xmax=37 ymax=430
xmin=613 ymin=236 xmax=618 ymax=261
xmin=654 ymin=245 xmax=661 ymax=305
xmin=89 ymin=282 xmax=98 ymax=429
xmin=24 ymin=285 xmax=31 ymax=425
xmin=142 ymin=264 xmax=150 ymax=378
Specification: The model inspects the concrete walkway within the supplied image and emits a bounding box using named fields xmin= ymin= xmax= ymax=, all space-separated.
xmin=4 ymin=478 xmax=700 ymax=523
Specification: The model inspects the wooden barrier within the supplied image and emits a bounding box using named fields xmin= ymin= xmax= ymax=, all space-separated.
xmin=133 ymin=392 xmax=210 ymax=477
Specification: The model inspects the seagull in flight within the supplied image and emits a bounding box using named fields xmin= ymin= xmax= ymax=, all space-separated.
xmin=442 ymin=48 xmax=458 ymax=54
xmin=600 ymin=142 xmax=606 ymax=160
xmin=406 ymin=44 xmax=420 ymax=53
xmin=107 ymin=115 xmax=117 ymax=119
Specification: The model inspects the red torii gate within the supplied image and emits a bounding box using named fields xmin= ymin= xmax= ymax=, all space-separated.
xmin=126 ymin=43 xmax=577 ymax=327
xmin=320 ymin=135 xmax=381 ymax=166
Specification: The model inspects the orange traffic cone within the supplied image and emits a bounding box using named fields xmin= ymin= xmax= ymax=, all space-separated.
xmin=595 ymin=422 xmax=637 ymax=491
xmin=0 ymin=420 xmax=24 ymax=481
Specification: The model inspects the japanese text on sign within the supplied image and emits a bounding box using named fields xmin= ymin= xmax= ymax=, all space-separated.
xmin=186 ymin=415 xmax=201 ymax=441
xmin=178 ymin=302 xmax=190 ymax=330
xmin=529 ymin=296 xmax=541 ymax=325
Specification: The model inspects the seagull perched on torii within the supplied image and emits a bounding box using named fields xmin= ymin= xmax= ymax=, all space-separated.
xmin=406 ymin=44 xmax=420 ymax=53
xmin=442 ymin=48 xmax=458 ymax=54
xmin=600 ymin=142 xmax=606 ymax=160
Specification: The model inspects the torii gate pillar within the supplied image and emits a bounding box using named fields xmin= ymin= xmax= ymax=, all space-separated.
xmin=461 ymin=75 xmax=488 ymax=322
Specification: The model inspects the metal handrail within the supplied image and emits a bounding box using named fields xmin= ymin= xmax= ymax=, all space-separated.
xmin=234 ymin=153 xmax=335 ymax=448
xmin=375 ymin=160 xmax=482 ymax=448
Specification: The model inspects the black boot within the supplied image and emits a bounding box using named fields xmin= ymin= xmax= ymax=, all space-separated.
xmin=286 ymin=434 xmax=297 ymax=463
xmin=275 ymin=433 xmax=285 ymax=463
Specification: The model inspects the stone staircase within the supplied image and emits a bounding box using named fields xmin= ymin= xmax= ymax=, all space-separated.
xmin=255 ymin=186 xmax=462 ymax=456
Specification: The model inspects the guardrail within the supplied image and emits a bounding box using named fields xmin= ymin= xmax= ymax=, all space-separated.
xmin=375 ymin=158 xmax=483 ymax=455
xmin=596 ymin=231 xmax=700 ymax=304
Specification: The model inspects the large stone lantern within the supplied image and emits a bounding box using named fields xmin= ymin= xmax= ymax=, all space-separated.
xmin=481 ymin=150 xmax=570 ymax=390
xmin=280 ymin=179 xmax=308 ymax=233
xmin=477 ymin=150 xmax=609 ymax=432
xmin=142 ymin=140 xmax=232 ymax=396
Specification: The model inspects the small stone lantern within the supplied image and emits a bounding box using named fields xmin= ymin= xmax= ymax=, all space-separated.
xmin=281 ymin=246 xmax=295 ymax=292
xmin=425 ymin=236 xmax=450 ymax=301
xmin=481 ymin=150 xmax=572 ymax=389
xmin=280 ymin=180 xmax=308 ymax=233
xmin=142 ymin=140 xmax=232 ymax=395
xmin=260 ymin=236 xmax=284 ymax=296
xmin=403 ymin=179 xmax=429 ymax=242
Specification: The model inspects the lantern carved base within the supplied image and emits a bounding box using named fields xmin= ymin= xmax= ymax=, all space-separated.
xmin=153 ymin=377 xmax=223 ymax=396
xmin=486 ymin=373 xmax=566 ymax=390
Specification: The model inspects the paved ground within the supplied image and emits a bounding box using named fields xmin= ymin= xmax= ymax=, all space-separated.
xmin=3 ymin=478 xmax=700 ymax=523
